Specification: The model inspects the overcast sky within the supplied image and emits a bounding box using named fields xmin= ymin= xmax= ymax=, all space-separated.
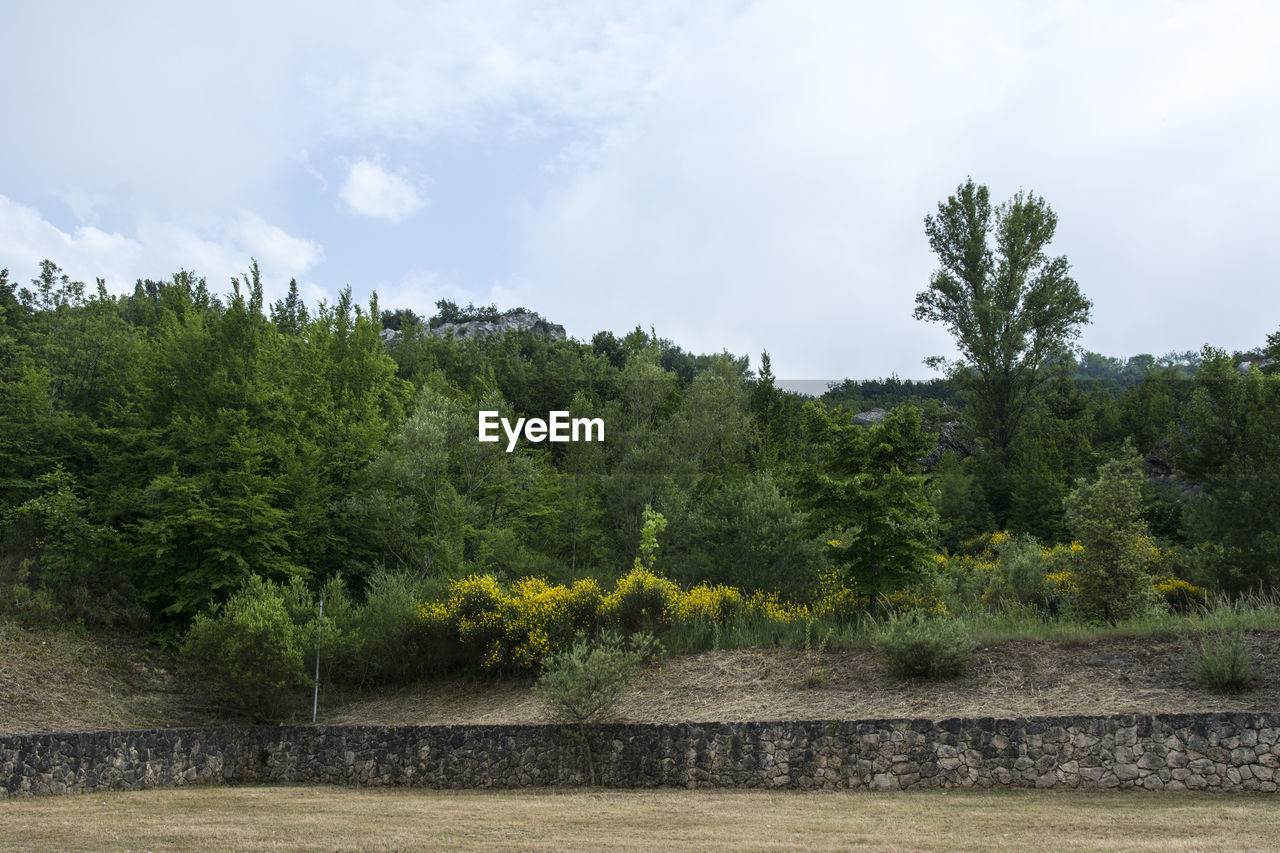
xmin=1 ymin=1 xmax=1276 ymax=380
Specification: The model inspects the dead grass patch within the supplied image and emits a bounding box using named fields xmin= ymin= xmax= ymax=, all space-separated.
xmin=1 ymin=786 xmax=1276 ymax=852
xmin=3 ymin=622 xmax=1277 ymax=733
xmin=0 ymin=622 xmax=211 ymax=734
xmin=325 ymin=632 xmax=1280 ymax=726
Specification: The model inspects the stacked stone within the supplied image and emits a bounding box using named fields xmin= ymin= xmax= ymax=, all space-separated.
xmin=2 ymin=713 xmax=1277 ymax=798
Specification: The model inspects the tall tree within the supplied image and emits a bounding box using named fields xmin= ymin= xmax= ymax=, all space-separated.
xmin=914 ymin=178 xmax=1092 ymax=455
xmin=1176 ymin=348 xmax=1280 ymax=591
xmin=798 ymin=403 xmax=937 ymax=597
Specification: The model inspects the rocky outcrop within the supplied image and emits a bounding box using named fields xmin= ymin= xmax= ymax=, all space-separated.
xmin=429 ymin=310 xmax=566 ymax=341
xmin=379 ymin=310 xmax=566 ymax=344
xmin=923 ymin=420 xmax=977 ymax=469
xmin=850 ymin=408 xmax=887 ymax=428
xmin=850 ymin=410 xmax=977 ymax=470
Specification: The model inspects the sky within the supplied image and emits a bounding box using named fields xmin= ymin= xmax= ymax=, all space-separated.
xmin=1 ymin=0 xmax=1277 ymax=381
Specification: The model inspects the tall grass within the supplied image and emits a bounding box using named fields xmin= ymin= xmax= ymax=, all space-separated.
xmin=663 ymin=589 xmax=1280 ymax=655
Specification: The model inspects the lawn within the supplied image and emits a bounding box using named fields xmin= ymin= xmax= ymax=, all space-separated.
xmin=1 ymin=786 xmax=1275 ymax=852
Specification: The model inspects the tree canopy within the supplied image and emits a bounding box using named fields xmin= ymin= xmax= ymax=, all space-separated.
xmin=914 ymin=178 xmax=1092 ymax=454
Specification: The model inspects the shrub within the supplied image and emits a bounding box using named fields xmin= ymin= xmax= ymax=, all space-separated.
xmin=181 ymin=575 xmax=311 ymax=721
xmin=345 ymin=571 xmax=434 ymax=685
xmin=602 ymin=565 xmax=678 ymax=633
xmin=534 ymin=629 xmax=658 ymax=725
xmin=872 ymin=611 xmax=974 ymax=679
xmin=1155 ymin=576 xmax=1208 ymax=613
xmin=877 ymin=585 xmax=947 ymax=618
xmin=422 ymin=573 xmax=607 ymax=673
xmin=446 ymin=573 xmax=509 ymax=668
xmin=1064 ymin=453 xmax=1160 ymax=624
xmin=533 ymin=629 xmax=660 ymax=784
xmin=670 ymin=583 xmax=743 ymax=626
xmin=1189 ymin=631 xmax=1256 ymax=692
xmin=996 ymin=533 xmax=1049 ymax=607
xmin=810 ymin=567 xmax=866 ymax=625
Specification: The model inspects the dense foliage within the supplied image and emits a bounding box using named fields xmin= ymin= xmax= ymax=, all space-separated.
xmin=2 ymin=183 xmax=1277 ymax=710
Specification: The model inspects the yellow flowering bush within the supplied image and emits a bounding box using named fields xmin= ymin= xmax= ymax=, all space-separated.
xmin=932 ymin=551 xmax=999 ymax=610
xmin=743 ymin=590 xmax=811 ymax=625
xmin=1045 ymin=570 xmax=1078 ymax=596
xmin=1153 ymin=576 xmax=1207 ymax=612
xmin=446 ymin=574 xmax=507 ymax=663
xmin=1135 ymin=535 xmax=1168 ymax=575
xmin=808 ymin=568 xmax=867 ymax=624
xmin=878 ymin=585 xmax=948 ymax=617
xmin=420 ymin=573 xmax=606 ymax=672
xmin=602 ymin=565 xmax=679 ymax=633
xmin=670 ymin=583 xmax=743 ymax=625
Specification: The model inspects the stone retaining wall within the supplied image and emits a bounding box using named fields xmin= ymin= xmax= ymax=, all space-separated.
xmin=3 ymin=713 xmax=1277 ymax=798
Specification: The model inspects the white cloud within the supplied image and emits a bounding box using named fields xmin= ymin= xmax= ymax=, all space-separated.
xmin=234 ymin=211 xmax=324 ymax=276
xmin=370 ymin=266 xmax=519 ymax=324
xmin=339 ymin=160 xmax=426 ymax=222
xmin=514 ymin=1 xmax=1280 ymax=377
xmin=0 ymin=195 xmax=322 ymax=305
xmin=3 ymin=1 xmax=1279 ymax=376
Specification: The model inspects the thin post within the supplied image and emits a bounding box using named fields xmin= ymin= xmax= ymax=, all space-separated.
xmin=312 ymin=597 xmax=324 ymax=724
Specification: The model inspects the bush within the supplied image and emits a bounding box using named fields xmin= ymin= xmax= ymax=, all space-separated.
xmin=602 ymin=565 xmax=678 ymax=633
xmin=872 ymin=611 xmax=974 ymax=679
xmin=181 ymin=575 xmax=311 ymax=721
xmin=533 ymin=629 xmax=660 ymax=784
xmin=996 ymin=533 xmax=1049 ymax=608
xmin=1189 ymin=631 xmax=1256 ymax=692
xmin=533 ymin=629 xmax=659 ymax=727
xmin=336 ymin=571 xmax=434 ymax=686
xmin=1155 ymin=576 xmax=1208 ymax=613
xmin=1064 ymin=453 xmax=1160 ymax=624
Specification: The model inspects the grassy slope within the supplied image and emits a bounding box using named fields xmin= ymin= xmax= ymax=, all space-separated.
xmin=0 ymin=622 xmax=212 ymax=734
xmin=3 ymin=620 xmax=1277 ymax=733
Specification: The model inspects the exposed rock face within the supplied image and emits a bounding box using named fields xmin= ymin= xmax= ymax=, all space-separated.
xmin=922 ymin=420 xmax=977 ymax=469
xmin=850 ymin=409 xmax=976 ymax=470
xmin=429 ymin=310 xmax=566 ymax=341
xmin=850 ymin=408 xmax=887 ymax=428
xmin=1144 ymin=437 xmax=1201 ymax=496
xmin=379 ymin=310 xmax=566 ymax=344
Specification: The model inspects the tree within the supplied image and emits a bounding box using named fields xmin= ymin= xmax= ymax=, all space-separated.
xmin=181 ymin=574 xmax=313 ymax=721
xmin=1176 ymin=348 xmax=1280 ymax=591
xmin=799 ymin=403 xmax=937 ymax=597
xmin=914 ymin=178 xmax=1092 ymax=455
xmin=1063 ymin=451 xmax=1156 ymax=624
xmin=1264 ymin=327 xmax=1280 ymax=374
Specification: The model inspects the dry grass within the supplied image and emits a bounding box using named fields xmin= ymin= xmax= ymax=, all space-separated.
xmin=4 ymin=621 xmax=1278 ymax=733
xmin=0 ymin=622 xmax=211 ymax=735
xmin=1 ymin=786 xmax=1277 ymax=852
xmin=326 ymin=632 xmax=1280 ymax=726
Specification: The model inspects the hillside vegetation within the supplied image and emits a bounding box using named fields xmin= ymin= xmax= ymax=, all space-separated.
xmin=2 ymin=181 xmax=1279 ymax=725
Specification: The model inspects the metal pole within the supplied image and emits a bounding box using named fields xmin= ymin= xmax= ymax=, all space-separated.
xmin=312 ymin=597 xmax=323 ymax=724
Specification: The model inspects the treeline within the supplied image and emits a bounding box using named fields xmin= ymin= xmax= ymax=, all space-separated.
xmin=1 ymin=258 xmax=1278 ymax=639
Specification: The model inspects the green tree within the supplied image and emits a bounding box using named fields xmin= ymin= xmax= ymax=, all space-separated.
xmin=1176 ymin=348 xmax=1280 ymax=590
xmin=1063 ymin=451 xmax=1156 ymax=623
xmin=799 ymin=403 xmax=937 ymax=596
xmin=1264 ymin=328 xmax=1279 ymax=374
xmin=914 ymin=178 xmax=1092 ymax=455
xmin=181 ymin=574 xmax=313 ymax=721
xmin=929 ymin=451 xmax=993 ymax=553
xmin=666 ymin=471 xmax=823 ymax=598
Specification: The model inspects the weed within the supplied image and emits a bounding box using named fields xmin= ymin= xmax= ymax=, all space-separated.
xmin=1189 ymin=631 xmax=1257 ymax=693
